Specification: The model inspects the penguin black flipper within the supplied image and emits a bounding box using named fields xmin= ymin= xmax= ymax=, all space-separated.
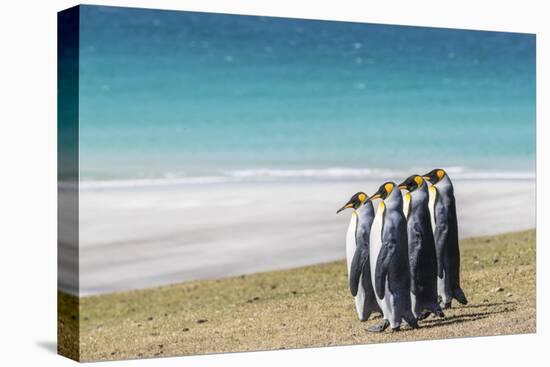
xmin=375 ymin=240 xmax=396 ymax=299
xmin=430 ymin=186 xmax=446 ymax=279
xmin=434 ymin=221 xmax=448 ymax=279
xmin=360 ymin=252 xmax=373 ymax=297
xmin=360 ymin=247 xmax=382 ymax=317
xmin=408 ymin=227 xmax=423 ymax=296
xmin=349 ymin=246 xmax=367 ymax=297
xmin=448 ymin=202 xmax=468 ymax=305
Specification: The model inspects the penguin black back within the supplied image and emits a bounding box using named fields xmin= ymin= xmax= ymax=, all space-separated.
xmin=423 ymin=169 xmax=468 ymax=308
xmin=367 ymin=182 xmax=418 ymax=332
xmin=398 ymin=174 xmax=444 ymax=319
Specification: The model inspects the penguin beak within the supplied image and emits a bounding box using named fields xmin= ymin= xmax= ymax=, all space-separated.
xmin=336 ymin=201 xmax=355 ymax=214
xmin=367 ymin=193 xmax=381 ymax=202
xmin=422 ymin=175 xmax=432 ymax=183
xmin=398 ymin=183 xmax=408 ymax=190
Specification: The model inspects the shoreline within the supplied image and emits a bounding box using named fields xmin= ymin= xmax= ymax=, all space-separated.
xmin=69 ymin=171 xmax=537 ymax=191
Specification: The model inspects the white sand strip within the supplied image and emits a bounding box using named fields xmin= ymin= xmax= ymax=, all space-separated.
xmin=60 ymin=179 xmax=535 ymax=295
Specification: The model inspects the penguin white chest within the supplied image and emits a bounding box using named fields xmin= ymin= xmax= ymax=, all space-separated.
xmin=403 ymin=192 xmax=411 ymax=219
xmin=345 ymin=212 xmax=358 ymax=275
xmin=428 ymin=186 xmax=437 ymax=234
xmin=369 ymin=204 xmax=384 ymax=281
xmin=345 ymin=212 xmax=368 ymax=320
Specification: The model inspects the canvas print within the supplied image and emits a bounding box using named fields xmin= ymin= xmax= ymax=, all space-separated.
xmin=58 ymin=5 xmax=536 ymax=362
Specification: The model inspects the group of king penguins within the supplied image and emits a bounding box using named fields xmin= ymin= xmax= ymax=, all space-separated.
xmin=336 ymin=168 xmax=468 ymax=332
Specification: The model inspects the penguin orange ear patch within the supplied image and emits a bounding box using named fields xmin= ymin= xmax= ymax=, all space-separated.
xmin=384 ymin=183 xmax=394 ymax=195
xmin=358 ymin=193 xmax=366 ymax=203
xmin=437 ymin=170 xmax=445 ymax=179
xmin=414 ymin=176 xmax=423 ymax=187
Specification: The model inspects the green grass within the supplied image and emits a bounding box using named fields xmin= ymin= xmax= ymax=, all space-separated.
xmin=58 ymin=229 xmax=536 ymax=362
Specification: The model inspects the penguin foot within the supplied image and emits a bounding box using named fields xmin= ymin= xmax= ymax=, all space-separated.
xmin=405 ymin=318 xmax=419 ymax=329
xmin=367 ymin=320 xmax=390 ymax=333
xmin=434 ymin=309 xmax=445 ymax=318
xmin=429 ymin=303 xmax=445 ymax=318
xmin=391 ymin=326 xmax=401 ymax=332
xmin=417 ymin=311 xmax=431 ymax=321
xmin=442 ymin=302 xmax=452 ymax=309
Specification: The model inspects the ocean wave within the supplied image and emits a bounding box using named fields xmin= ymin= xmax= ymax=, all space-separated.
xmin=77 ymin=176 xmax=228 ymax=190
xmin=225 ymin=167 xmax=375 ymax=178
xmin=72 ymin=167 xmax=535 ymax=190
xmin=224 ymin=167 xmax=535 ymax=180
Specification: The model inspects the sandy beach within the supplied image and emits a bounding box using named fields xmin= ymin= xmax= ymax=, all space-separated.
xmin=59 ymin=178 xmax=535 ymax=295
xmin=59 ymin=229 xmax=536 ymax=361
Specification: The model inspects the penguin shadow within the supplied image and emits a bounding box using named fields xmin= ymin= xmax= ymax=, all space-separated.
xmin=418 ymin=303 xmax=516 ymax=330
xmin=457 ymin=300 xmax=516 ymax=310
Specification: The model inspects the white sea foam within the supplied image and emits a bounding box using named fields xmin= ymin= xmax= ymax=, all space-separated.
xmin=225 ymin=167 xmax=374 ymax=178
xmin=225 ymin=166 xmax=534 ymax=181
xmin=74 ymin=167 xmax=535 ymax=190
xmin=78 ymin=176 xmax=227 ymax=190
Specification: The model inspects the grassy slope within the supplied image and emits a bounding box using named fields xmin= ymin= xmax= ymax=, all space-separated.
xmin=59 ymin=229 xmax=536 ymax=362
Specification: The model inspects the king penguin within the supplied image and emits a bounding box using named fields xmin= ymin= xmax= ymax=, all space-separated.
xmin=422 ymin=168 xmax=468 ymax=308
xmin=398 ymin=175 xmax=444 ymax=320
xmin=366 ymin=182 xmax=418 ymax=332
xmin=336 ymin=192 xmax=381 ymax=321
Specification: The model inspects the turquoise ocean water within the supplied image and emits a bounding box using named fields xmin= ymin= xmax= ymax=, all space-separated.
xmin=76 ymin=5 xmax=536 ymax=184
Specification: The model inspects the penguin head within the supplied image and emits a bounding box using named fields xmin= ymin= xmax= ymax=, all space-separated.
xmin=336 ymin=192 xmax=368 ymax=214
xmin=398 ymin=174 xmax=424 ymax=192
xmin=367 ymin=182 xmax=395 ymax=202
xmin=423 ymin=168 xmax=446 ymax=185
